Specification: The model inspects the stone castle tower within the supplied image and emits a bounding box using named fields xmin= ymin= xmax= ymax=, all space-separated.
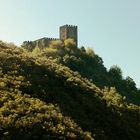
xmin=60 ymin=25 xmax=78 ymax=46
xmin=22 ymin=25 xmax=78 ymax=50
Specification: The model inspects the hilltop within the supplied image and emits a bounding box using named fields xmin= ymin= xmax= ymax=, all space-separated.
xmin=0 ymin=40 xmax=140 ymax=140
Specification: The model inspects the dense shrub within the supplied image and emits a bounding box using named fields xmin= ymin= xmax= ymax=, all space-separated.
xmin=0 ymin=42 xmax=140 ymax=140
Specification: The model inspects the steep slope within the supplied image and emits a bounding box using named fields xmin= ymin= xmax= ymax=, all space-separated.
xmin=0 ymin=42 xmax=140 ymax=140
xmin=0 ymin=43 xmax=94 ymax=140
xmin=0 ymin=90 xmax=93 ymax=140
xmin=22 ymin=39 xmax=140 ymax=105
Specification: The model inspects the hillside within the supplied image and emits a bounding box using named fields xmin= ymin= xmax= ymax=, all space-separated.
xmin=22 ymin=39 xmax=140 ymax=105
xmin=0 ymin=41 xmax=140 ymax=140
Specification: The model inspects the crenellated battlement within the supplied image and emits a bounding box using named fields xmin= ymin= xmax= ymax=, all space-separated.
xmin=45 ymin=37 xmax=59 ymax=41
xmin=35 ymin=37 xmax=59 ymax=42
xmin=61 ymin=24 xmax=77 ymax=28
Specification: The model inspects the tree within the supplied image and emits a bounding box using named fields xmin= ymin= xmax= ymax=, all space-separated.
xmin=109 ymin=65 xmax=123 ymax=81
xmin=32 ymin=47 xmax=41 ymax=55
xmin=125 ymin=76 xmax=137 ymax=91
xmin=49 ymin=40 xmax=64 ymax=49
xmin=64 ymin=39 xmax=77 ymax=50
xmin=86 ymin=47 xmax=95 ymax=57
xmin=80 ymin=46 xmax=86 ymax=53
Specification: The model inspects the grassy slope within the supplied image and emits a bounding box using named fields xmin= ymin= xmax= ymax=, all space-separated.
xmin=0 ymin=43 xmax=140 ymax=140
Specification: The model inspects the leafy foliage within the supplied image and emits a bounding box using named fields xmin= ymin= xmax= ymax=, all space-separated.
xmin=22 ymin=39 xmax=140 ymax=105
xmin=0 ymin=41 xmax=140 ymax=140
xmin=0 ymin=43 xmax=94 ymax=140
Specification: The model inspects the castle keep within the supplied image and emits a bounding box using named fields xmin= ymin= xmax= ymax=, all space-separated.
xmin=22 ymin=25 xmax=78 ymax=50
xmin=60 ymin=25 xmax=78 ymax=46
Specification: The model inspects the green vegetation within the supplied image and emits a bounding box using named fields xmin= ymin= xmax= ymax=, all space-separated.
xmin=0 ymin=40 xmax=140 ymax=140
xmin=22 ymin=39 xmax=140 ymax=105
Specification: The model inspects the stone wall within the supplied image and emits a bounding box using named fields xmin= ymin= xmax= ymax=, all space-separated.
xmin=22 ymin=38 xmax=60 ymax=51
xmin=22 ymin=25 xmax=78 ymax=51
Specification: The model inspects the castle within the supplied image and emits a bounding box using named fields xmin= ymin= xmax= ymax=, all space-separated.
xmin=22 ymin=25 xmax=78 ymax=50
xmin=60 ymin=25 xmax=78 ymax=46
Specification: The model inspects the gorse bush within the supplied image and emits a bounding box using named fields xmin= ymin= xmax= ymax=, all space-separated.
xmin=0 ymin=43 xmax=94 ymax=140
xmin=0 ymin=90 xmax=94 ymax=140
xmin=0 ymin=41 xmax=140 ymax=140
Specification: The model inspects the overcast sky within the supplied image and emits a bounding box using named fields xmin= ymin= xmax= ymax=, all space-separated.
xmin=0 ymin=0 xmax=140 ymax=87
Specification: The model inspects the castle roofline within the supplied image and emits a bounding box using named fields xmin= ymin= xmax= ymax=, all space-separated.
xmin=34 ymin=37 xmax=59 ymax=42
xmin=60 ymin=24 xmax=77 ymax=28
